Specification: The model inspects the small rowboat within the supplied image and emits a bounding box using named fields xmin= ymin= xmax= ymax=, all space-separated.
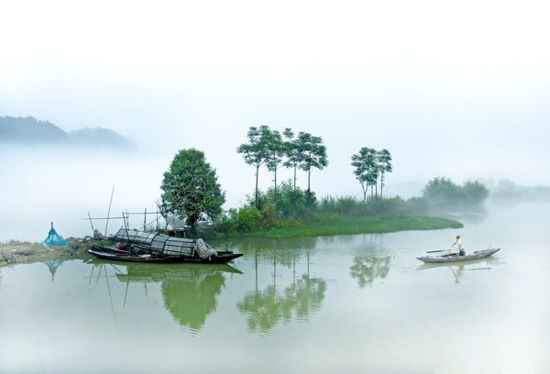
xmin=416 ymin=248 xmax=501 ymax=264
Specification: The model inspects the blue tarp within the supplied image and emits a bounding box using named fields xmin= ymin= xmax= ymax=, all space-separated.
xmin=44 ymin=222 xmax=69 ymax=246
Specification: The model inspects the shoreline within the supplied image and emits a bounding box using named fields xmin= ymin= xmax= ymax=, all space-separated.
xmin=210 ymin=215 xmax=463 ymax=239
xmin=1 ymin=215 xmax=462 ymax=266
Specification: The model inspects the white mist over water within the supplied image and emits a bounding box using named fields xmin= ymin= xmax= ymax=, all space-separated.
xmin=0 ymin=146 xmax=172 ymax=241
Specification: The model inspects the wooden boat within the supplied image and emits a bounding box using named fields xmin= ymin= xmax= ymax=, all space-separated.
xmin=416 ymin=248 xmax=501 ymax=264
xmin=88 ymin=244 xmax=243 ymax=264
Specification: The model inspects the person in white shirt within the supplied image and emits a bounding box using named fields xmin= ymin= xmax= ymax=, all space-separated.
xmin=451 ymin=235 xmax=465 ymax=256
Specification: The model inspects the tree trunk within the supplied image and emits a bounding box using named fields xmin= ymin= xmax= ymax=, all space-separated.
xmin=306 ymin=168 xmax=312 ymax=212
xmin=255 ymin=164 xmax=260 ymax=208
xmin=293 ymin=164 xmax=297 ymax=191
xmin=380 ymin=172 xmax=384 ymax=198
xmin=274 ymin=165 xmax=277 ymax=215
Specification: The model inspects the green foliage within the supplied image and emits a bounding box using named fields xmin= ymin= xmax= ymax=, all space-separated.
xmin=296 ymin=132 xmax=328 ymax=191
xmin=160 ymin=148 xmax=225 ymax=227
xmin=462 ymin=181 xmax=489 ymax=204
xmin=352 ymin=147 xmax=393 ymax=201
xmin=351 ymin=147 xmax=378 ymax=202
xmin=376 ymin=149 xmax=392 ymax=197
xmin=318 ymin=196 xmax=362 ymax=215
xmin=237 ymin=125 xmax=273 ymax=208
xmin=215 ymin=214 xmax=462 ymax=239
xmin=253 ymin=180 xmax=315 ymax=218
xmin=423 ymin=177 xmax=489 ymax=207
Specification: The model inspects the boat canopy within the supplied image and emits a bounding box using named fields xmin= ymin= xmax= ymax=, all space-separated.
xmin=114 ymin=228 xmax=208 ymax=257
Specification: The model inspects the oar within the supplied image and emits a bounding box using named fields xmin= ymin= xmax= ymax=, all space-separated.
xmin=427 ymin=248 xmax=452 ymax=253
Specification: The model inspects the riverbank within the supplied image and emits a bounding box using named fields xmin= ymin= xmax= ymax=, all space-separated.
xmin=1 ymin=215 xmax=462 ymax=266
xmin=0 ymin=239 xmax=90 ymax=267
xmin=211 ymin=215 xmax=463 ymax=239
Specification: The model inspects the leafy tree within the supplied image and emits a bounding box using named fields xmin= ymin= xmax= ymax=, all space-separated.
xmin=351 ymin=147 xmax=377 ymax=202
xmin=376 ymin=149 xmax=392 ymax=198
xmin=462 ymin=181 xmax=489 ymax=204
xmin=423 ymin=177 xmax=463 ymax=203
xmin=297 ymin=132 xmax=328 ymax=194
xmin=160 ymin=148 xmax=225 ymax=228
xmin=237 ymin=126 xmax=272 ymax=208
xmin=282 ymin=128 xmax=303 ymax=191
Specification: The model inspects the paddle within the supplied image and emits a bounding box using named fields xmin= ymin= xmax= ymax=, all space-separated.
xmin=427 ymin=248 xmax=452 ymax=253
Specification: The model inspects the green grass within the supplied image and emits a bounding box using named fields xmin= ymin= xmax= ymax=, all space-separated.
xmin=212 ymin=214 xmax=463 ymax=239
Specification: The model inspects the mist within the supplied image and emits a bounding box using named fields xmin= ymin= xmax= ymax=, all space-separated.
xmin=2 ymin=0 xmax=550 ymax=241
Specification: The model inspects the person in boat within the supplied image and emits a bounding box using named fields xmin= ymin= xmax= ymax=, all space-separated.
xmin=451 ymin=235 xmax=465 ymax=256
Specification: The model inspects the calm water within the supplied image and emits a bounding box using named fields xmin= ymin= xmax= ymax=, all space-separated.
xmin=1 ymin=202 xmax=549 ymax=373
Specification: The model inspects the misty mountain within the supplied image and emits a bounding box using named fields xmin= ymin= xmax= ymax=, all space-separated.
xmin=0 ymin=116 xmax=133 ymax=149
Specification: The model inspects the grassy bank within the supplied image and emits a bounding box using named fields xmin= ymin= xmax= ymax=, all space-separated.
xmin=211 ymin=214 xmax=463 ymax=239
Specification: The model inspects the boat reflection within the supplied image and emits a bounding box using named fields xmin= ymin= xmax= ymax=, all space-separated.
xmin=89 ymin=260 xmax=242 ymax=331
xmin=417 ymin=257 xmax=500 ymax=284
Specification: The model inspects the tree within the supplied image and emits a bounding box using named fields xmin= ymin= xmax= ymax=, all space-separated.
xmin=282 ymin=128 xmax=303 ymax=191
xmin=265 ymin=128 xmax=284 ymax=213
xmin=351 ymin=147 xmax=377 ymax=203
xmin=160 ymin=148 xmax=225 ymax=228
xmin=376 ymin=149 xmax=392 ymax=198
xmin=297 ymin=132 xmax=328 ymax=193
xmin=237 ymin=126 xmax=272 ymax=208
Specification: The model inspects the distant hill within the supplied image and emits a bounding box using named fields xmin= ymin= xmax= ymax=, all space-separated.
xmin=69 ymin=127 xmax=133 ymax=148
xmin=0 ymin=116 xmax=133 ymax=149
xmin=0 ymin=116 xmax=69 ymax=143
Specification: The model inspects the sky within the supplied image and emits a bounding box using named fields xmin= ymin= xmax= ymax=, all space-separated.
xmin=1 ymin=0 xmax=550 ymax=213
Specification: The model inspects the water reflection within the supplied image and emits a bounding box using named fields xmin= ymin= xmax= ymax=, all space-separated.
xmin=417 ymin=259 xmax=497 ymax=284
xmin=90 ymin=261 xmax=241 ymax=331
xmin=350 ymin=255 xmax=392 ymax=288
xmin=237 ymin=252 xmax=326 ymax=334
xmin=45 ymin=259 xmax=64 ymax=282
xmin=238 ymin=275 xmax=326 ymax=333
xmin=219 ymin=236 xmax=318 ymax=268
xmin=349 ymin=234 xmax=392 ymax=288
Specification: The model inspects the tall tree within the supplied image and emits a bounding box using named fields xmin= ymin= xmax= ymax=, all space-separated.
xmin=376 ymin=149 xmax=392 ymax=198
xmin=297 ymin=132 xmax=328 ymax=193
xmin=265 ymin=128 xmax=284 ymax=213
xmin=237 ymin=126 xmax=272 ymax=208
xmin=160 ymin=148 xmax=225 ymax=228
xmin=351 ymin=147 xmax=377 ymax=203
xmin=282 ymin=128 xmax=303 ymax=191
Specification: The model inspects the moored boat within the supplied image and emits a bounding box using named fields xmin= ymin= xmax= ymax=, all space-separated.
xmin=86 ymin=227 xmax=243 ymax=264
xmin=88 ymin=244 xmax=243 ymax=264
xmin=416 ymin=248 xmax=501 ymax=264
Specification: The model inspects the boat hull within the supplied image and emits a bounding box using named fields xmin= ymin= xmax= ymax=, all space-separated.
xmin=88 ymin=245 xmax=242 ymax=264
xmin=416 ymin=248 xmax=501 ymax=264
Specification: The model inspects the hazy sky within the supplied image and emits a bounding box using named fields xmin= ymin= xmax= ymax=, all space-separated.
xmin=2 ymin=0 xmax=550 ymax=203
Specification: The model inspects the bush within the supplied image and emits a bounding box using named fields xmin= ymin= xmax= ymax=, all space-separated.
xmin=423 ymin=177 xmax=489 ymax=207
xmin=250 ymin=180 xmax=316 ymax=218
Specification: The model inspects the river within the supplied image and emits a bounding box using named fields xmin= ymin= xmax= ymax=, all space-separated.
xmin=1 ymin=201 xmax=549 ymax=373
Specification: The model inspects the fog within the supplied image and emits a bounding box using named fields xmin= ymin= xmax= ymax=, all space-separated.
xmin=1 ymin=0 xmax=550 ymax=240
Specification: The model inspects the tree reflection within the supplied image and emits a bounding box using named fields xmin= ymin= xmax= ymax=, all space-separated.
xmin=349 ymin=255 xmax=391 ymax=288
xmin=238 ymin=251 xmax=326 ymax=334
xmin=114 ymin=263 xmax=241 ymax=331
